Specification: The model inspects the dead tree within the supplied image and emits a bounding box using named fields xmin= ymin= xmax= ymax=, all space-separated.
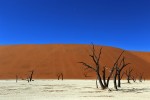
xmin=96 ymin=77 xmax=98 ymax=88
xmin=83 ymin=71 xmax=92 ymax=78
xmin=27 ymin=77 xmax=30 ymax=83
xmin=27 ymin=70 xmax=34 ymax=82
xmin=79 ymin=44 xmax=124 ymax=90
xmin=57 ymin=73 xmax=61 ymax=80
xmin=79 ymin=44 xmax=106 ymax=89
xmin=102 ymin=66 xmax=107 ymax=86
xmin=61 ymin=73 xmax=63 ymax=80
xmin=117 ymin=57 xmax=130 ymax=87
xmin=100 ymin=51 xmax=124 ymax=90
xmin=57 ymin=73 xmax=63 ymax=80
xmin=125 ymin=68 xmax=133 ymax=83
xmin=110 ymin=51 xmax=125 ymax=90
xmin=131 ymin=76 xmax=136 ymax=82
xmin=30 ymin=70 xmax=34 ymax=82
xmin=139 ymin=73 xmax=144 ymax=82
xmin=114 ymin=65 xmax=118 ymax=90
xmin=16 ymin=75 xmax=18 ymax=83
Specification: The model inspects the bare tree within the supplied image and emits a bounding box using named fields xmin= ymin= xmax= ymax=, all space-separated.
xmin=57 ymin=73 xmax=63 ymax=80
xmin=117 ymin=57 xmax=130 ymax=87
xmin=79 ymin=44 xmax=107 ymax=89
xmin=83 ymin=71 xmax=92 ymax=78
xmin=112 ymin=56 xmax=130 ymax=90
xmin=111 ymin=51 xmax=125 ymax=90
xmin=16 ymin=75 xmax=18 ymax=83
xmin=125 ymin=67 xmax=133 ymax=83
xmin=79 ymin=44 xmax=106 ymax=89
xmin=139 ymin=73 xmax=144 ymax=82
xmin=57 ymin=73 xmax=60 ymax=80
xmin=114 ymin=65 xmax=118 ymax=90
xmin=131 ymin=76 xmax=136 ymax=82
xmin=79 ymin=44 xmax=125 ymax=90
xmin=61 ymin=73 xmax=63 ymax=80
xmin=27 ymin=70 xmax=34 ymax=82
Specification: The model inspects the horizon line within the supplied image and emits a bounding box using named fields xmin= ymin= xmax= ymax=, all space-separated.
xmin=0 ymin=43 xmax=149 ymax=52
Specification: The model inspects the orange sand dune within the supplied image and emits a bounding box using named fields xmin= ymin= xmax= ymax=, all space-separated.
xmin=130 ymin=51 xmax=150 ymax=63
xmin=0 ymin=44 xmax=149 ymax=79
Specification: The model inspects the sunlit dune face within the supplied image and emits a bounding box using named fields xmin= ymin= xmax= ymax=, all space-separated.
xmin=0 ymin=44 xmax=149 ymax=79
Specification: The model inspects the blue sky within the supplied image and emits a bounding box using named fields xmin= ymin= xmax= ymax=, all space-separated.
xmin=0 ymin=0 xmax=150 ymax=51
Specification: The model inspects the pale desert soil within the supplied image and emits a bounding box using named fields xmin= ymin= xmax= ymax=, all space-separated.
xmin=0 ymin=80 xmax=149 ymax=100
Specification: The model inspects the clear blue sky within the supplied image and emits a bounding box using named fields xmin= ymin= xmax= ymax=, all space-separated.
xmin=0 ymin=0 xmax=150 ymax=51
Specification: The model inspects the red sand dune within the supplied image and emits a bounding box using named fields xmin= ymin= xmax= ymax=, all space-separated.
xmin=0 ymin=44 xmax=149 ymax=79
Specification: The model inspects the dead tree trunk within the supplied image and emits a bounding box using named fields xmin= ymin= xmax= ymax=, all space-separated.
xmin=79 ymin=44 xmax=125 ymax=90
xmin=118 ymin=73 xmax=121 ymax=87
xmin=118 ymin=72 xmax=125 ymax=85
xmin=16 ymin=75 xmax=18 ymax=83
xmin=27 ymin=78 xmax=30 ymax=83
xmin=61 ymin=73 xmax=63 ymax=80
xmin=106 ymin=67 xmax=115 ymax=87
xmin=125 ymin=68 xmax=133 ymax=83
xmin=79 ymin=44 xmax=106 ymax=89
xmin=104 ymin=51 xmax=125 ymax=90
xmin=139 ymin=73 xmax=143 ymax=82
xmin=106 ymin=51 xmax=125 ymax=90
xmin=102 ymin=66 xmax=107 ymax=86
xmin=97 ymin=71 xmax=106 ymax=89
xmin=96 ymin=77 xmax=98 ymax=88
xmin=57 ymin=73 xmax=63 ymax=80
xmin=114 ymin=69 xmax=118 ymax=90
xmin=57 ymin=73 xmax=61 ymax=80
xmin=26 ymin=75 xmax=30 ymax=83
xmin=117 ymin=57 xmax=130 ymax=87
xmin=28 ymin=70 xmax=34 ymax=82
xmin=131 ymin=76 xmax=136 ymax=82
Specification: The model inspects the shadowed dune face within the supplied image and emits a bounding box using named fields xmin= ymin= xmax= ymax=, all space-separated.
xmin=0 ymin=44 xmax=149 ymax=79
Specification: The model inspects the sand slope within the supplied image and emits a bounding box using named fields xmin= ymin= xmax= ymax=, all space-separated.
xmin=0 ymin=44 xmax=149 ymax=79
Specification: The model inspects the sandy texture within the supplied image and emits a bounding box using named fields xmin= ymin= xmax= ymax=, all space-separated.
xmin=130 ymin=51 xmax=150 ymax=63
xmin=0 ymin=44 xmax=149 ymax=79
xmin=0 ymin=80 xmax=150 ymax=100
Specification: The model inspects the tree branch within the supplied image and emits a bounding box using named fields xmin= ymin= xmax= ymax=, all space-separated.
xmin=78 ymin=62 xmax=96 ymax=71
xmin=114 ymin=51 xmax=125 ymax=66
xmin=97 ymin=47 xmax=103 ymax=63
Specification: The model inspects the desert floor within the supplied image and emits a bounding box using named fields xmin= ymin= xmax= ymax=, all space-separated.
xmin=0 ymin=79 xmax=149 ymax=100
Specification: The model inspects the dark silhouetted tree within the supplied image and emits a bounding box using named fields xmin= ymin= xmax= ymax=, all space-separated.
xmin=117 ymin=57 xmax=130 ymax=87
xmin=125 ymin=67 xmax=133 ymax=83
xmin=139 ymin=73 xmax=144 ymax=82
xmin=79 ymin=44 xmax=125 ymax=90
xmin=27 ymin=70 xmax=34 ymax=83
xmin=57 ymin=73 xmax=63 ymax=80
